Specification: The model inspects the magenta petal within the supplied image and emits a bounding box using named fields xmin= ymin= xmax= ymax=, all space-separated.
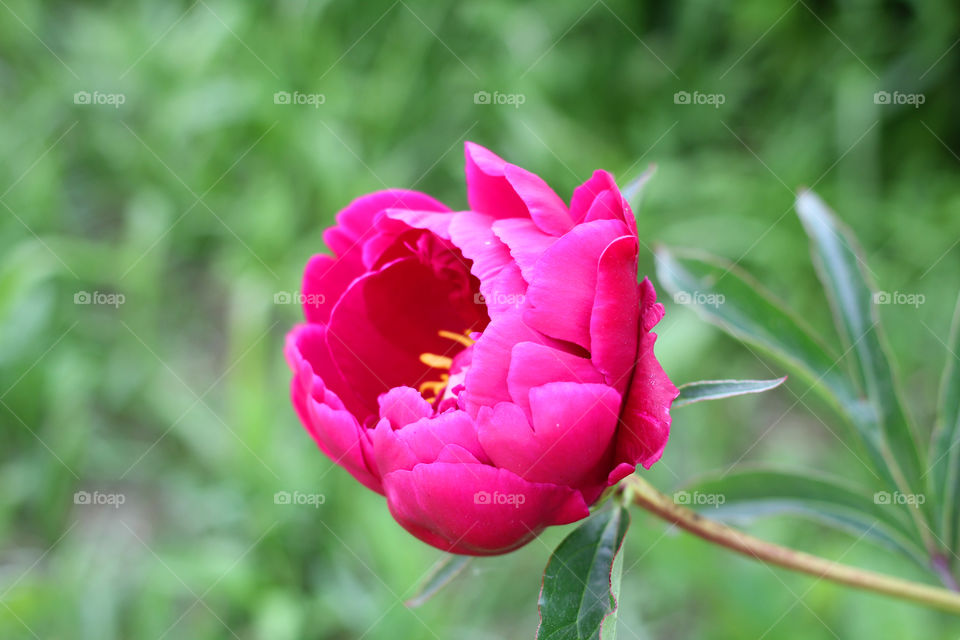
xmin=302 ymin=396 xmax=381 ymax=493
xmin=448 ymin=212 xmax=527 ymax=317
xmin=382 ymin=462 xmax=589 ymax=555
xmin=583 ymin=189 xmax=625 ymax=224
xmin=569 ymin=170 xmax=635 ymax=233
xmin=326 ymin=189 xmax=449 ymax=254
xmin=461 ymin=310 xmax=560 ymax=415
xmin=382 ymin=208 xmax=453 ymax=240
xmin=464 ymin=142 xmax=529 ymax=219
xmin=570 ymin=170 xmax=619 ymax=222
xmin=506 ymin=342 xmax=603 ymax=412
xmin=491 ymin=218 xmax=557 ymax=283
xmin=589 ymin=236 xmax=641 ymax=394
xmin=372 ymin=409 xmax=488 ymax=477
xmin=477 ymin=382 xmax=621 ymax=489
xmin=616 ymin=281 xmax=678 ymax=469
xmin=285 ymin=323 xmax=364 ymax=419
xmin=301 ymin=254 xmax=359 ymax=325
xmin=326 ymin=257 xmax=485 ymax=419
xmin=377 ymin=386 xmax=433 ymax=429
xmin=286 ymin=326 xmax=380 ymax=491
xmin=504 ymin=164 xmax=574 ymax=236
xmin=523 ymin=219 xmax=630 ymax=349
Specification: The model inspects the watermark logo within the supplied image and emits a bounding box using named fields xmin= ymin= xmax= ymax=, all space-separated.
xmin=274 ymin=490 xmax=325 ymax=507
xmin=873 ymin=91 xmax=924 ymax=108
xmin=474 ymin=490 xmax=526 ymax=508
xmin=673 ymin=290 xmax=725 ymax=308
xmin=274 ymin=291 xmax=325 ymax=307
xmin=274 ymin=91 xmax=325 ymax=108
xmin=74 ymin=91 xmax=126 ymax=108
xmin=873 ymin=291 xmax=925 ymax=308
xmin=74 ymin=291 xmax=125 ymax=308
xmin=874 ymin=491 xmax=925 ymax=506
xmin=473 ymin=90 xmax=526 ymax=109
xmin=474 ymin=291 xmax=525 ymax=307
xmin=673 ymin=91 xmax=725 ymax=108
xmin=74 ymin=490 xmax=125 ymax=508
xmin=673 ymin=490 xmax=725 ymax=507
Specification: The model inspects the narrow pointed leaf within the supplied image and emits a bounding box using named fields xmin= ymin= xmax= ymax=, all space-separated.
xmin=682 ymin=469 xmax=925 ymax=565
xmin=537 ymin=506 xmax=630 ymax=640
xmin=930 ymin=293 xmax=960 ymax=547
xmin=674 ymin=377 xmax=787 ymax=407
xmin=655 ymin=247 xmax=861 ymax=412
xmin=795 ymin=190 xmax=925 ymax=499
xmin=405 ymin=554 xmax=472 ymax=608
xmin=654 ymin=247 xmax=898 ymax=488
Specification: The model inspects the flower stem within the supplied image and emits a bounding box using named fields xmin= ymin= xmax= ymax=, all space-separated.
xmin=624 ymin=475 xmax=960 ymax=615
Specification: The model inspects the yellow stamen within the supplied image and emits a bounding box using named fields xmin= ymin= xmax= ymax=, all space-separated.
xmin=437 ymin=329 xmax=476 ymax=348
xmin=419 ymin=353 xmax=454 ymax=369
xmin=417 ymin=329 xmax=476 ymax=403
xmin=419 ymin=375 xmax=449 ymax=400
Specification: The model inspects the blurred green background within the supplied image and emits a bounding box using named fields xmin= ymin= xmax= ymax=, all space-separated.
xmin=2 ymin=0 xmax=959 ymax=638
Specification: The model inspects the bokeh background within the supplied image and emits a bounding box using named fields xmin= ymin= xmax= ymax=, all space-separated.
xmin=2 ymin=1 xmax=959 ymax=638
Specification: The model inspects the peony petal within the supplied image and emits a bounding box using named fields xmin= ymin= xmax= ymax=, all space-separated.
xmin=490 ymin=218 xmax=557 ymax=283
xmin=326 ymin=257 xmax=486 ymax=421
xmin=569 ymin=170 xmax=636 ymax=234
xmin=506 ymin=342 xmax=604 ymax=413
xmin=325 ymin=189 xmax=449 ymax=256
xmin=377 ymin=386 xmax=433 ymax=429
xmin=589 ymin=235 xmax=641 ymax=394
xmin=382 ymin=462 xmax=589 ymax=555
xmin=464 ymin=142 xmax=529 ymax=219
xmin=523 ymin=219 xmax=630 ymax=350
xmin=461 ymin=309 xmax=561 ymax=415
xmin=504 ymin=164 xmax=574 ymax=236
xmin=477 ymin=382 xmax=621 ymax=490
xmin=302 ymin=396 xmax=381 ymax=493
xmin=371 ymin=409 xmax=488 ymax=477
xmin=570 ymin=170 xmax=619 ymax=222
xmin=301 ymin=253 xmax=359 ymax=325
xmin=285 ymin=323 xmax=363 ymax=418
xmin=616 ymin=281 xmax=678 ymax=469
xmin=448 ymin=212 xmax=527 ymax=318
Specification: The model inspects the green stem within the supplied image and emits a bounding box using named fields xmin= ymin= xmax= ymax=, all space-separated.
xmin=625 ymin=475 xmax=960 ymax=615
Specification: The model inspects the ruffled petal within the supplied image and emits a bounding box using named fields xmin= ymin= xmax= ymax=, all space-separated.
xmin=477 ymin=382 xmax=620 ymax=490
xmin=506 ymin=342 xmax=603 ymax=413
xmin=615 ymin=280 xmax=678 ymax=469
xmin=382 ymin=462 xmax=589 ymax=555
xmin=523 ymin=219 xmax=630 ymax=350
xmin=490 ymin=218 xmax=557 ymax=283
xmin=504 ymin=164 xmax=574 ymax=236
xmin=589 ymin=236 xmax=641 ymax=394
xmin=371 ymin=409 xmax=487 ymax=476
xmin=464 ymin=142 xmax=529 ymax=219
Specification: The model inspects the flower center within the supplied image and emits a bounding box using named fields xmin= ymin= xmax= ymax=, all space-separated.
xmin=418 ymin=330 xmax=476 ymax=403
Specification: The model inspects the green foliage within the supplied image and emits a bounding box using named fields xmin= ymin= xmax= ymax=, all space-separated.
xmin=658 ymin=188 xmax=960 ymax=595
xmin=537 ymin=506 xmax=629 ymax=640
xmin=2 ymin=0 xmax=958 ymax=638
xmin=674 ymin=377 xmax=786 ymax=407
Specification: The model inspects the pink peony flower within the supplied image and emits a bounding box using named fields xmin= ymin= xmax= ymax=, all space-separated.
xmin=285 ymin=142 xmax=677 ymax=555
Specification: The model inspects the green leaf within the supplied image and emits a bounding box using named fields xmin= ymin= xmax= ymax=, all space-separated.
xmin=404 ymin=554 xmax=472 ymax=608
xmin=930 ymin=293 xmax=960 ymax=548
xmin=682 ymin=469 xmax=925 ymax=566
xmin=537 ymin=506 xmax=630 ymax=640
xmin=621 ymin=164 xmax=656 ymax=209
xmin=654 ymin=247 xmax=861 ymax=413
xmin=674 ymin=377 xmax=787 ymax=407
xmin=795 ymin=190 xmax=925 ymax=499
